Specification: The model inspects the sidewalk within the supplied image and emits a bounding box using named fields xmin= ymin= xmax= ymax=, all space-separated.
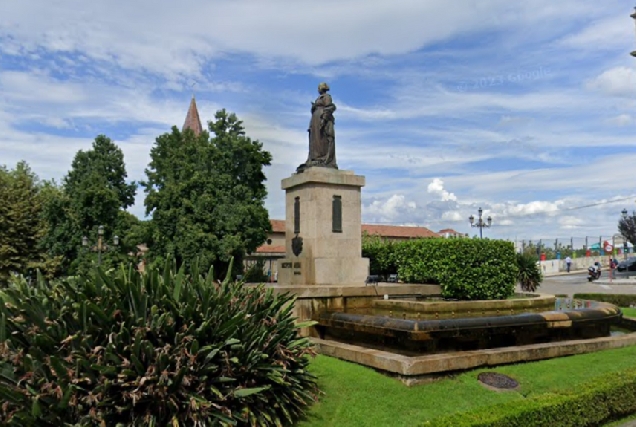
xmin=543 ymin=269 xmax=586 ymax=277
xmin=594 ymin=277 xmax=636 ymax=285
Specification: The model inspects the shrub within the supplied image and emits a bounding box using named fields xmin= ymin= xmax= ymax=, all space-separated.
xmin=0 ymin=260 xmax=318 ymax=426
xmin=424 ymin=368 xmax=636 ymax=427
xmin=516 ymin=253 xmax=542 ymax=292
xmin=362 ymin=233 xmax=398 ymax=278
xmin=243 ymin=259 xmax=268 ymax=283
xmin=393 ymin=238 xmax=517 ymax=300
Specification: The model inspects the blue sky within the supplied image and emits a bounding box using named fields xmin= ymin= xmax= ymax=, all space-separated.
xmin=1 ymin=0 xmax=635 ymax=246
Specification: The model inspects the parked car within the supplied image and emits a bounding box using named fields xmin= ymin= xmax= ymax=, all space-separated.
xmin=616 ymin=257 xmax=636 ymax=277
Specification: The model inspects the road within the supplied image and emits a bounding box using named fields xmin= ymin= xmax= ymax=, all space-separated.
xmin=532 ymin=272 xmax=636 ymax=296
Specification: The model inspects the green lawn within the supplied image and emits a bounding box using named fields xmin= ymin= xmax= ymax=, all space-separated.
xmin=299 ymin=345 xmax=636 ymax=427
xmin=605 ymin=413 xmax=636 ymax=427
xmin=622 ymin=307 xmax=636 ymax=317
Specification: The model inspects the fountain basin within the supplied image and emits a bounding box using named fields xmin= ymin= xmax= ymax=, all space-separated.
xmin=372 ymin=293 xmax=556 ymax=319
xmin=315 ymin=298 xmax=623 ymax=355
xmin=311 ymin=298 xmax=635 ymax=384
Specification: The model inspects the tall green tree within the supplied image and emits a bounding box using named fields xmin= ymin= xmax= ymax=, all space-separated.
xmin=40 ymin=136 xmax=138 ymax=275
xmin=64 ymin=135 xmax=137 ymax=209
xmin=37 ymin=180 xmax=71 ymax=276
xmin=0 ymin=162 xmax=46 ymax=284
xmin=619 ymin=212 xmax=636 ymax=247
xmin=142 ymin=109 xmax=272 ymax=276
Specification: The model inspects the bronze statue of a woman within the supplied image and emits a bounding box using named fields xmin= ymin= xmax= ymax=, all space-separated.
xmin=297 ymin=82 xmax=337 ymax=173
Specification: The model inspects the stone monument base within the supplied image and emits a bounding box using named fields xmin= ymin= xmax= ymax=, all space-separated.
xmin=277 ymin=167 xmax=369 ymax=287
xmin=276 ymin=256 xmax=369 ymax=287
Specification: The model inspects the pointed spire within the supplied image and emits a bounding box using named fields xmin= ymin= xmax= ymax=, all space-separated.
xmin=182 ymin=96 xmax=203 ymax=136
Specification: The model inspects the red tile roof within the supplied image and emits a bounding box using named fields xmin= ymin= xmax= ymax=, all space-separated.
xmin=362 ymin=224 xmax=438 ymax=238
xmin=255 ymin=245 xmax=286 ymax=254
xmin=266 ymin=220 xmax=439 ymax=239
xmin=182 ymin=96 xmax=203 ymax=136
xmin=251 ymin=221 xmax=440 ymax=255
xmin=270 ymin=219 xmax=285 ymax=233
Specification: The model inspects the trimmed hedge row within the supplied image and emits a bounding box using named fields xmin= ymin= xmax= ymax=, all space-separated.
xmin=423 ymin=368 xmax=636 ymax=427
xmin=362 ymin=236 xmax=518 ymax=300
xmin=362 ymin=234 xmax=399 ymax=279
xmin=573 ymin=294 xmax=636 ymax=307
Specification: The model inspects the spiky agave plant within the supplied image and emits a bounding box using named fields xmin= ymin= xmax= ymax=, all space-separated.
xmin=0 ymin=259 xmax=318 ymax=426
xmin=517 ymin=253 xmax=543 ymax=292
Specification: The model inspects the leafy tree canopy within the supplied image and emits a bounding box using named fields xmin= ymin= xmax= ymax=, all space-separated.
xmin=64 ymin=135 xmax=137 ymax=209
xmin=619 ymin=212 xmax=636 ymax=247
xmin=142 ymin=109 xmax=272 ymax=275
xmin=0 ymin=162 xmax=48 ymax=283
xmin=40 ymin=136 xmax=138 ymax=275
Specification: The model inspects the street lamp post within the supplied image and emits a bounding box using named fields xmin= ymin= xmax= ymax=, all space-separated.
xmin=631 ymin=7 xmax=636 ymax=57
xmin=622 ymin=208 xmax=629 ymax=259
xmin=83 ymin=225 xmax=119 ymax=266
xmin=266 ymin=238 xmax=273 ymax=283
xmin=469 ymin=207 xmax=492 ymax=239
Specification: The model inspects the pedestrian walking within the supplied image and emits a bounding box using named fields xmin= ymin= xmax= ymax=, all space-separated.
xmin=565 ymin=256 xmax=572 ymax=273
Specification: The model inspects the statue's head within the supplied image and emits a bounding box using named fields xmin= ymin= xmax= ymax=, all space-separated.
xmin=318 ymin=82 xmax=330 ymax=93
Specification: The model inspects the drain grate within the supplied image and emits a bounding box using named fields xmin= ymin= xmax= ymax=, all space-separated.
xmin=478 ymin=372 xmax=519 ymax=390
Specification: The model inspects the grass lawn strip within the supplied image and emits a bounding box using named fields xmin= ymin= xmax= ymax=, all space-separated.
xmin=604 ymin=412 xmax=636 ymax=427
xmin=299 ymin=343 xmax=636 ymax=427
xmin=622 ymin=307 xmax=636 ymax=317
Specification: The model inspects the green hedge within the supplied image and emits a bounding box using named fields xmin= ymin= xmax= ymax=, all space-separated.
xmin=362 ymin=236 xmax=518 ymax=300
xmin=424 ymin=368 xmax=636 ymax=427
xmin=361 ymin=234 xmax=399 ymax=278
xmin=362 ymin=237 xmax=517 ymax=300
xmin=573 ymin=294 xmax=636 ymax=307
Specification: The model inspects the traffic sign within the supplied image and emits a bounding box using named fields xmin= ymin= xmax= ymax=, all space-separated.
xmin=604 ymin=243 xmax=613 ymax=253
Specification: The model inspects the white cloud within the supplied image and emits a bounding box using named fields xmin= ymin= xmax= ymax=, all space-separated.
xmin=427 ymin=178 xmax=457 ymax=202
xmin=605 ymin=114 xmax=633 ymax=126
xmin=497 ymin=115 xmax=534 ymax=127
xmin=0 ymin=71 xmax=89 ymax=103
xmin=558 ymin=14 xmax=632 ymax=52
xmin=559 ymin=216 xmax=584 ymax=229
xmin=441 ymin=211 xmax=463 ymax=221
xmin=0 ymin=0 xmax=613 ymax=75
xmin=586 ymin=66 xmax=636 ymax=98
xmin=505 ymin=200 xmax=563 ymax=216
xmin=364 ymin=194 xmax=417 ymax=221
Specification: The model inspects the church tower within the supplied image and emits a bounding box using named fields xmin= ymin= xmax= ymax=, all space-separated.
xmin=182 ymin=96 xmax=203 ymax=135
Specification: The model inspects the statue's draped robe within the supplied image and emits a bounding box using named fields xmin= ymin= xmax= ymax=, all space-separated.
xmin=307 ymin=93 xmax=337 ymax=167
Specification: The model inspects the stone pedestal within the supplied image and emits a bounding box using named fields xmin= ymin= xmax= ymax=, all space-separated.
xmin=277 ymin=167 xmax=369 ymax=286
